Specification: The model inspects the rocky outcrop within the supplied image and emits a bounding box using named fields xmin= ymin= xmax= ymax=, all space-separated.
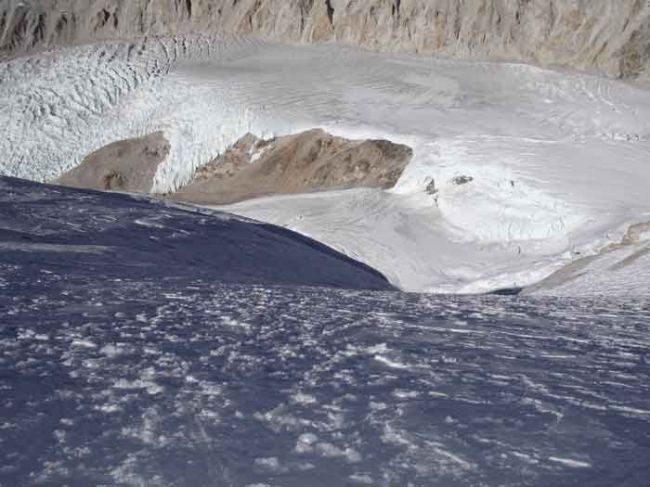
xmin=56 ymin=131 xmax=170 ymax=193
xmin=173 ymin=129 xmax=412 ymax=205
xmin=55 ymin=129 xmax=412 ymax=204
xmin=1 ymin=0 xmax=649 ymax=81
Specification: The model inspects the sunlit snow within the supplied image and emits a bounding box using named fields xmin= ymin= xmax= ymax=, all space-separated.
xmin=2 ymin=33 xmax=650 ymax=485
xmin=2 ymin=36 xmax=650 ymax=293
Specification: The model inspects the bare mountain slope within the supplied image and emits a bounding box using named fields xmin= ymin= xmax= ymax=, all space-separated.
xmin=1 ymin=0 xmax=649 ymax=81
xmin=173 ymin=129 xmax=412 ymax=205
xmin=54 ymin=129 xmax=412 ymax=205
xmin=56 ymin=131 xmax=170 ymax=193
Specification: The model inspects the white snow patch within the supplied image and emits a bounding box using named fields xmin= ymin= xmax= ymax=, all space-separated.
xmin=374 ymin=355 xmax=410 ymax=370
xmin=291 ymin=392 xmax=317 ymax=406
xmin=549 ymin=456 xmax=592 ymax=468
xmin=295 ymin=433 xmax=319 ymax=454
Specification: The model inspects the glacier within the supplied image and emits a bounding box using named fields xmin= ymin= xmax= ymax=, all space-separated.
xmin=2 ymin=26 xmax=650 ymax=486
xmin=3 ymin=35 xmax=649 ymax=293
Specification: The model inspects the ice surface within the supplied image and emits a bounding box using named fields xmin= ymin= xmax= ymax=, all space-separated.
xmin=2 ymin=36 xmax=650 ymax=293
xmin=2 ymin=37 xmax=649 ymax=483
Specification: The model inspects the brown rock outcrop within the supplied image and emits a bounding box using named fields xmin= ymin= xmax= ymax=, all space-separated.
xmin=56 ymin=131 xmax=170 ymax=193
xmin=172 ymin=129 xmax=412 ymax=205
xmin=54 ymin=128 xmax=412 ymax=203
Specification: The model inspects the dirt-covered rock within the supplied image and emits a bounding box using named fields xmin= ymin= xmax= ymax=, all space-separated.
xmin=56 ymin=131 xmax=170 ymax=193
xmin=173 ymin=128 xmax=412 ymax=205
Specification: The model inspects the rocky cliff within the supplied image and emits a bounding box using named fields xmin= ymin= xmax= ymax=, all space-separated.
xmin=1 ymin=0 xmax=649 ymax=81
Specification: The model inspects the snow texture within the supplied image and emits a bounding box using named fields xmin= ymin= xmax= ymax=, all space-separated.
xmin=528 ymin=237 xmax=650 ymax=298
xmin=2 ymin=36 xmax=650 ymax=294
xmin=0 ymin=176 xmax=392 ymax=291
xmin=0 ymin=182 xmax=649 ymax=485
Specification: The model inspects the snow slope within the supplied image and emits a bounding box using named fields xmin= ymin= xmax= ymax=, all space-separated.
xmin=2 ymin=258 xmax=650 ymax=485
xmin=0 ymin=176 xmax=393 ymax=290
xmin=525 ymin=224 xmax=650 ymax=297
xmin=2 ymin=37 xmax=650 ymax=292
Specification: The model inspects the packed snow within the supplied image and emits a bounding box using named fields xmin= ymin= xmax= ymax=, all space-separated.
xmin=2 ymin=32 xmax=650 ymax=487
xmin=526 ymin=237 xmax=650 ymax=297
xmin=2 ymin=35 xmax=650 ymax=293
xmin=1 ymin=192 xmax=649 ymax=484
xmin=0 ymin=176 xmax=392 ymax=291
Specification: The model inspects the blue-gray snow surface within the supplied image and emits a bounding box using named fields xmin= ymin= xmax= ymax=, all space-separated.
xmin=0 ymin=177 xmax=392 ymax=290
xmin=1 ymin=177 xmax=650 ymax=486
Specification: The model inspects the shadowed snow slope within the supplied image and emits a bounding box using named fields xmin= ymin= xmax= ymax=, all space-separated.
xmin=0 ymin=177 xmax=392 ymax=290
xmin=2 ymin=261 xmax=650 ymax=485
xmin=2 ymin=37 xmax=650 ymax=293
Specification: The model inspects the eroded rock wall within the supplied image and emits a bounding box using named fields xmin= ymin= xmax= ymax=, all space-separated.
xmin=1 ymin=0 xmax=649 ymax=80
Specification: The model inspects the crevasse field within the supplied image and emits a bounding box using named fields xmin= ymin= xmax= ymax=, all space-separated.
xmin=2 ymin=35 xmax=650 ymax=486
xmin=2 ymin=35 xmax=650 ymax=293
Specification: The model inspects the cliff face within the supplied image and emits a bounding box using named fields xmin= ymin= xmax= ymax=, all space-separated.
xmin=1 ymin=0 xmax=649 ymax=80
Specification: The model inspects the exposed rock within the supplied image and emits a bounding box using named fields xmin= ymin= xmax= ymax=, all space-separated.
xmin=424 ymin=177 xmax=437 ymax=195
xmin=55 ymin=128 xmax=411 ymax=203
xmin=56 ymin=131 xmax=170 ymax=193
xmin=452 ymin=175 xmax=474 ymax=186
xmin=102 ymin=169 xmax=125 ymax=190
xmin=172 ymin=129 xmax=412 ymax=205
xmin=1 ymin=0 xmax=649 ymax=81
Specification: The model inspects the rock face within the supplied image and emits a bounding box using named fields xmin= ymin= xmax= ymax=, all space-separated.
xmin=56 ymin=132 xmax=170 ymax=193
xmin=55 ymin=129 xmax=412 ymax=204
xmin=1 ymin=0 xmax=649 ymax=81
xmin=172 ymin=129 xmax=412 ymax=205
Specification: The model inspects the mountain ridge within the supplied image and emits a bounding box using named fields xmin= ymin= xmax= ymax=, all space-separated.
xmin=2 ymin=0 xmax=649 ymax=81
